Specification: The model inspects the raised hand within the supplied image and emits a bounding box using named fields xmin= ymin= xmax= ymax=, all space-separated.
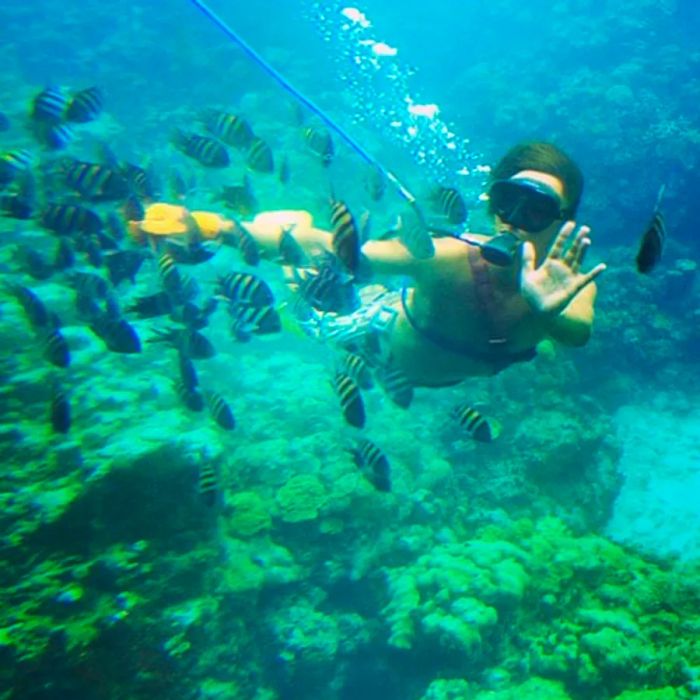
xmin=520 ymin=221 xmax=606 ymax=316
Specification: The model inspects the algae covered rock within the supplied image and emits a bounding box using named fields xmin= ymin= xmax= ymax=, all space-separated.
xmin=227 ymin=490 xmax=272 ymax=537
xmin=474 ymin=676 xmax=572 ymax=699
xmin=275 ymin=474 xmax=326 ymax=523
xmin=420 ymin=677 xmax=472 ymax=700
xmin=611 ymin=689 xmax=683 ymax=700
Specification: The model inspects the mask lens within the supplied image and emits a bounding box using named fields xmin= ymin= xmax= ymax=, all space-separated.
xmin=489 ymin=179 xmax=562 ymax=233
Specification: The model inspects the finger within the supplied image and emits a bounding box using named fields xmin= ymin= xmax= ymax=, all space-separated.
xmin=520 ymin=241 xmax=536 ymax=274
xmin=574 ymin=262 xmax=607 ymax=292
xmin=569 ymin=234 xmax=591 ymax=273
xmin=563 ymin=225 xmax=590 ymax=265
xmin=548 ymin=221 xmax=576 ymax=259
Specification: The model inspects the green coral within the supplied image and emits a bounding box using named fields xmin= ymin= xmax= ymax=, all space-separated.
xmin=227 ymin=491 xmax=272 ymax=537
xmin=275 ymin=474 xmax=327 ymax=523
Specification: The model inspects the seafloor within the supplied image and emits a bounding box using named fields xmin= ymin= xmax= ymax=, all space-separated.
xmin=1 ymin=2 xmax=700 ymax=700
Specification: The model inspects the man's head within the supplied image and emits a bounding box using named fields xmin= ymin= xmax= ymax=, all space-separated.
xmin=490 ymin=141 xmax=584 ymax=219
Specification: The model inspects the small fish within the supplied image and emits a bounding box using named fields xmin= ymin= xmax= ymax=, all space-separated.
xmin=376 ymin=362 xmax=413 ymax=409
xmin=83 ymin=233 xmax=104 ymax=267
xmin=41 ymin=123 xmax=74 ymax=150
xmin=333 ymin=371 xmax=365 ymax=428
xmin=330 ymin=199 xmax=361 ymax=274
xmin=50 ymin=383 xmax=71 ymax=434
xmin=103 ymin=249 xmax=147 ymax=286
xmin=5 ymin=283 xmax=52 ymax=330
xmin=432 ymin=186 xmax=467 ymax=225
xmin=216 ymin=272 xmax=274 ymax=308
xmin=450 ymin=403 xmax=499 ymax=442
xmin=172 ymin=130 xmax=230 ymax=168
xmin=40 ymin=203 xmax=103 ymax=236
xmin=337 ymin=351 xmax=373 ymax=390
xmin=90 ymin=314 xmax=142 ymax=354
xmin=395 ymin=209 xmax=435 ymax=260
xmin=149 ymin=327 xmax=215 ymax=359
xmin=365 ymin=164 xmax=386 ymax=202
xmin=42 ymin=328 xmax=71 ymax=368
xmin=0 ymin=194 xmax=34 ymax=220
xmin=169 ymin=168 xmax=193 ymax=202
xmin=293 ymin=256 xmax=358 ymax=315
xmin=220 ymin=220 xmax=260 ymax=266
xmin=125 ymin=291 xmax=173 ymax=319
xmin=54 ymin=237 xmax=75 ymax=270
xmin=202 ymin=110 xmax=254 ymax=149
xmin=178 ymin=349 xmax=199 ymax=391
xmin=65 ymin=86 xmax=104 ymax=123
xmin=175 ymin=298 xmax=218 ymax=330
xmin=229 ymin=303 xmax=281 ymax=341
xmin=105 ymin=212 xmax=127 ymax=242
xmin=13 ymin=245 xmax=53 ymax=280
xmin=0 ymin=149 xmax=32 ymax=186
xmin=207 ymin=391 xmax=236 ymax=430
xmin=246 ymin=136 xmax=274 ymax=173
xmin=278 ymin=227 xmax=307 ymax=266
xmin=349 ymin=438 xmax=391 ymax=492
xmin=175 ymin=379 xmax=205 ymax=412
xmin=278 ymin=154 xmax=290 ymax=184
xmin=158 ymin=252 xmax=198 ymax=303
xmin=303 ymin=126 xmax=334 ymax=166
xmin=198 ymin=462 xmax=219 ymax=507
xmin=636 ymin=185 xmax=667 ymax=274
xmin=122 ymin=194 xmax=146 ymax=223
xmin=32 ymin=86 xmax=68 ymax=124
xmin=215 ymin=176 xmax=257 ymax=217
xmin=62 ymin=159 xmax=130 ymax=201
xmin=124 ymin=162 xmax=161 ymax=200
xmin=69 ymin=271 xmax=110 ymax=299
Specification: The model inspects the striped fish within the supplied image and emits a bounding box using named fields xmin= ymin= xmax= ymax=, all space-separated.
xmin=432 ymin=186 xmax=467 ymax=225
xmin=207 ymin=391 xmax=236 ymax=430
xmin=40 ymin=203 xmax=103 ymax=236
xmin=330 ymin=199 xmax=361 ymax=275
xmin=198 ymin=462 xmax=219 ymax=507
xmin=216 ymin=271 xmax=274 ymax=308
xmin=202 ymin=110 xmax=254 ymax=149
xmin=63 ymin=160 xmax=129 ymax=201
xmin=636 ymin=186 xmax=667 ymax=274
xmin=333 ymin=371 xmax=365 ymax=428
xmin=222 ymin=221 xmax=260 ymax=266
xmin=396 ymin=208 xmax=435 ymax=260
xmin=42 ymin=328 xmax=71 ymax=368
xmin=450 ymin=404 xmax=499 ymax=442
xmin=175 ymin=379 xmax=205 ymax=412
xmin=172 ymin=130 xmax=230 ymax=168
xmin=50 ymin=383 xmax=71 ymax=434
xmin=65 ymin=86 xmax=104 ymax=123
xmin=349 ymin=438 xmax=391 ymax=492
xmin=337 ymin=351 xmax=373 ymax=390
xmin=32 ymin=86 xmax=68 ymax=124
xmin=377 ymin=363 xmax=413 ymax=409
xmin=303 ymin=126 xmax=334 ymax=166
xmin=247 ymin=136 xmax=274 ymax=173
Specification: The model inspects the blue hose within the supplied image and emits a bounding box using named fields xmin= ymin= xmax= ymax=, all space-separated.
xmin=187 ymin=0 xmax=420 ymax=207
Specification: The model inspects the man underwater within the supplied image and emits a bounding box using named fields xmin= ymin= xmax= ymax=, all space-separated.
xmin=132 ymin=142 xmax=606 ymax=388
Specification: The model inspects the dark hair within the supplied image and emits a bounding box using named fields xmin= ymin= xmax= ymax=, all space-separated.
xmin=491 ymin=141 xmax=584 ymax=217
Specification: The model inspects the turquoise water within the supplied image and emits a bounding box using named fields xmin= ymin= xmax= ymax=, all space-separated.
xmin=1 ymin=2 xmax=699 ymax=699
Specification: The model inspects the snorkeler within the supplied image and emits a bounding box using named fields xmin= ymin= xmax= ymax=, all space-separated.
xmin=131 ymin=142 xmax=606 ymax=388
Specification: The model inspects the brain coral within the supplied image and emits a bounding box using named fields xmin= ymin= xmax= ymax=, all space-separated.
xmin=275 ymin=474 xmax=327 ymax=523
xmin=227 ymin=491 xmax=271 ymax=537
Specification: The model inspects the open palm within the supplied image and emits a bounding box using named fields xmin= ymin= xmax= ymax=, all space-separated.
xmin=520 ymin=222 xmax=606 ymax=315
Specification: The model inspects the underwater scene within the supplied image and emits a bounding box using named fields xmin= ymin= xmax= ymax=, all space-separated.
xmin=1 ymin=0 xmax=700 ymax=698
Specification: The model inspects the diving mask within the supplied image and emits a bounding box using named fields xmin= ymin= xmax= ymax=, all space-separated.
xmin=488 ymin=177 xmax=563 ymax=234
